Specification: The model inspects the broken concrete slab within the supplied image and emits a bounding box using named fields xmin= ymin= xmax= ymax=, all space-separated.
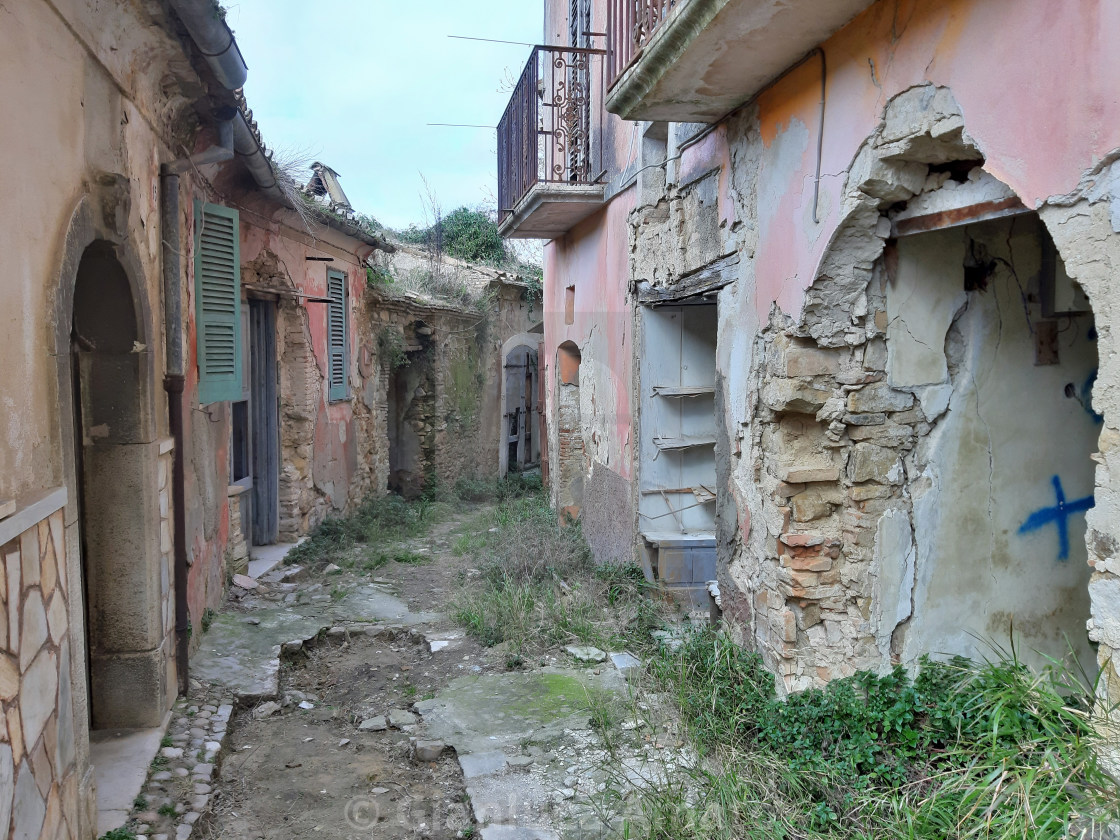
xmin=387 ymin=709 xmax=418 ymax=729
xmin=191 ymin=584 xmax=437 ymax=701
xmin=459 ymin=751 xmax=507 ymax=779
xmin=414 ymin=740 xmax=446 ymax=762
xmin=480 ymin=827 xmax=561 ymax=840
xmin=608 ymin=651 xmax=642 ymax=678
xmin=564 ymin=645 xmax=607 ymax=663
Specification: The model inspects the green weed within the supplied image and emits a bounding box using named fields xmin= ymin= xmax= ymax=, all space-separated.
xmin=285 ymin=493 xmax=441 ymax=567
xmin=619 ymin=629 xmax=1120 ymax=839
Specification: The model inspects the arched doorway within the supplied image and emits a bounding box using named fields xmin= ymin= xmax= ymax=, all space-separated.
xmin=555 ymin=341 xmax=585 ymax=520
xmin=500 ymin=334 xmax=541 ymax=476
xmin=69 ymin=241 xmax=166 ymax=728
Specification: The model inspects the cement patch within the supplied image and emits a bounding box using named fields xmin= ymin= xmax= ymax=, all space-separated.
xmin=192 ymin=584 xmax=436 ymax=700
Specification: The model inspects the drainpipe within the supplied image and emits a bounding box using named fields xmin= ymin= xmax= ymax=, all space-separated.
xmin=161 ymin=114 xmax=235 ymax=695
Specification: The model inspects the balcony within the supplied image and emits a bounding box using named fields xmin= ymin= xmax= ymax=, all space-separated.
xmin=497 ymin=46 xmax=606 ymax=240
xmin=606 ymin=0 xmax=875 ymax=122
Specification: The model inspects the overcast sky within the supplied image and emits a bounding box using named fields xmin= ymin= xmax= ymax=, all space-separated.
xmin=227 ymin=1 xmax=541 ymax=230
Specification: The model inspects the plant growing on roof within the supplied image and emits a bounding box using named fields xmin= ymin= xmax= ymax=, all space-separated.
xmin=377 ymin=327 xmax=409 ymax=370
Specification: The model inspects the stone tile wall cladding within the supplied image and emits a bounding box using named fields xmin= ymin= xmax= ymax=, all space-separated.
xmin=630 ymin=85 xmax=1120 ymax=697
xmin=0 ymin=507 xmax=81 ymax=840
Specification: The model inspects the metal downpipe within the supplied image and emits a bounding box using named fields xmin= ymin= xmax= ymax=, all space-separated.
xmin=160 ymin=168 xmax=191 ymax=695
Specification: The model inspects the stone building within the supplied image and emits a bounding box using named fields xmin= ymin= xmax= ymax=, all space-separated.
xmin=0 ymin=2 xmax=534 ymax=837
xmin=500 ymin=0 xmax=1120 ymax=706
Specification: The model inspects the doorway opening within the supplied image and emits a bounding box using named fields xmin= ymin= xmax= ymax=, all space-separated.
xmin=637 ymin=302 xmax=718 ymax=608
xmin=387 ymin=322 xmax=436 ymax=499
xmin=555 ymin=341 xmax=585 ymax=520
xmin=502 ymin=342 xmax=540 ymax=475
xmin=248 ymin=299 xmax=280 ymax=546
xmin=70 ymin=241 xmax=165 ymax=729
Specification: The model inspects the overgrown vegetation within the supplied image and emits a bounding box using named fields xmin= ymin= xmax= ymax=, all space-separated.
xmin=285 ymin=493 xmax=440 ymax=569
xmin=452 ymin=482 xmax=666 ymax=658
xmin=619 ymin=630 xmax=1120 ymax=839
xmin=377 ymin=326 xmax=409 ymax=371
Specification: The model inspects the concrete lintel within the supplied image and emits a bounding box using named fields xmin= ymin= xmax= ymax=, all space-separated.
xmin=0 ymin=486 xmax=67 ymax=548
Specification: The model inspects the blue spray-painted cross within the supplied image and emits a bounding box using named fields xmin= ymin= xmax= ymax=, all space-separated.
xmin=1018 ymin=475 xmax=1095 ymax=562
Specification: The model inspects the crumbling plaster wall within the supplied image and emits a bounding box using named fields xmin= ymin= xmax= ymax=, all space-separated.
xmin=616 ymin=0 xmax=1120 ymax=703
xmin=717 ymin=84 xmax=1119 ymax=694
xmin=0 ymin=1 xmax=218 ymax=836
xmin=361 ymin=295 xmax=517 ymax=496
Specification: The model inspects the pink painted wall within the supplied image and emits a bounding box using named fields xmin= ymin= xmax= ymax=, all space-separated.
xmin=544 ymin=187 xmax=637 ymax=482
xmin=182 ymin=200 xmax=370 ymax=634
xmin=748 ymin=0 xmax=1120 ymax=321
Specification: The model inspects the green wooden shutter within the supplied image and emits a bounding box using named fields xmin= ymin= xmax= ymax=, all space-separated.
xmin=327 ymin=269 xmax=348 ymax=401
xmin=194 ymin=201 xmax=242 ymax=404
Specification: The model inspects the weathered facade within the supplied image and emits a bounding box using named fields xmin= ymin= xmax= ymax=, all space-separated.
xmin=502 ymin=0 xmax=1120 ymax=706
xmin=0 ymin=1 xmax=535 ymax=837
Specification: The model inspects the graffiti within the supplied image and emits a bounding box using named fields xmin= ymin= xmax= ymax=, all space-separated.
xmin=1018 ymin=475 xmax=1095 ymax=561
xmin=1082 ymin=369 xmax=1103 ymax=424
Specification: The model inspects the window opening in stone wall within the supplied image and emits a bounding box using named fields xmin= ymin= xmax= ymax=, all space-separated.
xmin=637 ymin=301 xmax=718 ymax=608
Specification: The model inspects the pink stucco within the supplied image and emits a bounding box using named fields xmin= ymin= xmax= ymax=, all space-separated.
xmin=748 ymin=0 xmax=1120 ymax=321
xmin=544 ymin=187 xmax=638 ymax=481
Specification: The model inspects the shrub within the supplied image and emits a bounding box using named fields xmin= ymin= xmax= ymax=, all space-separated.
xmin=439 ymin=207 xmax=507 ymax=264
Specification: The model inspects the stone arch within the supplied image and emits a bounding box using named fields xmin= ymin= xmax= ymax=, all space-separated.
xmin=555 ymin=342 xmax=585 ymax=519
xmin=746 ymin=85 xmax=1104 ymax=691
xmin=52 ymin=191 xmax=168 ymax=731
xmin=500 ymin=333 xmax=541 ymax=476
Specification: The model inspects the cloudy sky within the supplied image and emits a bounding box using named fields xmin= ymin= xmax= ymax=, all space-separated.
xmin=227 ymin=1 xmax=541 ymax=230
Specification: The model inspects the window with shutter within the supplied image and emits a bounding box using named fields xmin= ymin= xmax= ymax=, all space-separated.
xmin=194 ymin=201 xmax=242 ymax=404
xmin=327 ymin=269 xmax=349 ymax=401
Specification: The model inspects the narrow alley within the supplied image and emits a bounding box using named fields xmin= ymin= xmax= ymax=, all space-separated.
xmin=124 ymin=485 xmax=689 ymax=840
xmin=6 ymin=1 xmax=1120 ymax=838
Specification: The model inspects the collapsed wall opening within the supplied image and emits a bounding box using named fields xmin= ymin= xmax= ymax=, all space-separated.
xmin=887 ymin=214 xmax=1098 ymax=672
xmin=740 ymin=84 xmax=1102 ymax=690
xmin=386 ymin=321 xmax=436 ymax=499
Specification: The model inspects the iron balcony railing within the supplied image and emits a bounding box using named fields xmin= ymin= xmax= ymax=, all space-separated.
xmin=607 ymin=0 xmax=679 ymax=87
xmin=498 ymin=45 xmax=604 ymax=224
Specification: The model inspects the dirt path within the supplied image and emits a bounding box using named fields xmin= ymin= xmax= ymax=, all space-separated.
xmin=141 ymin=500 xmax=677 ymax=840
xmin=198 ymin=504 xmax=493 ymax=840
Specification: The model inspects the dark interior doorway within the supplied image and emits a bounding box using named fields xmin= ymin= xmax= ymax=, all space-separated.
xmin=387 ymin=322 xmax=435 ymax=499
xmin=503 ymin=344 xmax=539 ymax=473
xmin=248 ymin=298 xmax=279 ymax=545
